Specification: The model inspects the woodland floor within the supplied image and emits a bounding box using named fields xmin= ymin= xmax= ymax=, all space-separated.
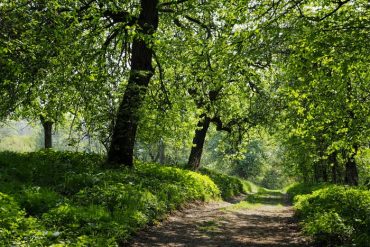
xmin=128 ymin=191 xmax=311 ymax=247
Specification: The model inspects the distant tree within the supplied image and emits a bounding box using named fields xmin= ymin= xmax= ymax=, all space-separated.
xmin=277 ymin=0 xmax=370 ymax=185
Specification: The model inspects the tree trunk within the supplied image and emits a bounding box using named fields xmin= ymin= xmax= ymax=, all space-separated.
xmin=158 ymin=138 xmax=165 ymax=164
xmin=332 ymin=163 xmax=338 ymax=183
xmin=344 ymin=157 xmax=359 ymax=186
xmin=43 ymin=121 xmax=53 ymax=149
xmin=188 ymin=115 xmax=211 ymax=171
xmin=322 ymin=163 xmax=328 ymax=182
xmin=313 ymin=162 xmax=320 ymax=183
xmin=40 ymin=116 xmax=53 ymax=149
xmin=329 ymin=152 xmax=339 ymax=183
xmin=344 ymin=146 xmax=359 ymax=186
xmin=107 ymin=0 xmax=159 ymax=168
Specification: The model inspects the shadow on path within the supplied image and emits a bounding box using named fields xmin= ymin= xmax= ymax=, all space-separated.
xmin=128 ymin=191 xmax=310 ymax=247
xmin=243 ymin=190 xmax=291 ymax=206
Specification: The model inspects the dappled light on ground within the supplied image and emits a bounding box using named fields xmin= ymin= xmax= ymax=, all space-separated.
xmin=130 ymin=191 xmax=310 ymax=247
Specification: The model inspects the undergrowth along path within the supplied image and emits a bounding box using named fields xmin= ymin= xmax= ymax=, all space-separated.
xmin=129 ymin=191 xmax=310 ymax=247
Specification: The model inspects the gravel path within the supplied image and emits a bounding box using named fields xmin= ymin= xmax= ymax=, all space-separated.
xmin=128 ymin=192 xmax=310 ymax=247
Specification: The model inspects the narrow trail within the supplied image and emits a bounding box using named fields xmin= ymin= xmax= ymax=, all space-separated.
xmin=129 ymin=191 xmax=310 ymax=247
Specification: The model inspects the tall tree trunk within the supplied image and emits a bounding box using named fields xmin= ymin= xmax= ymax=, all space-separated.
xmin=344 ymin=152 xmax=359 ymax=186
xmin=40 ymin=116 xmax=53 ymax=149
xmin=329 ymin=152 xmax=339 ymax=183
xmin=188 ymin=115 xmax=211 ymax=170
xmin=158 ymin=138 xmax=165 ymax=164
xmin=107 ymin=0 xmax=159 ymax=168
xmin=322 ymin=162 xmax=328 ymax=182
xmin=313 ymin=162 xmax=320 ymax=183
xmin=153 ymin=138 xmax=165 ymax=163
xmin=343 ymin=79 xmax=358 ymax=185
xmin=332 ymin=163 xmax=338 ymax=183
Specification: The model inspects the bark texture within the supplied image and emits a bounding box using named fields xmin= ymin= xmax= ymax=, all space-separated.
xmin=188 ymin=115 xmax=211 ymax=170
xmin=107 ymin=0 xmax=159 ymax=167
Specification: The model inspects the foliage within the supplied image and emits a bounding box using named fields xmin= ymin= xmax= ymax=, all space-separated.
xmin=0 ymin=151 xmax=224 ymax=245
xmin=225 ymin=134 xmax=292 ymax=189
xmin=357 ymin=148 xmax=370 ymax=188
xmin=292 ymin=185 xmax=370 ymax=246
xmin=232 ymin=140 xmax=267 ymax=180
xmin=16 ymin=187 xmax=62 ymax=217
xmin=285 ymin=182 xmax=328 ymax=199
xmin=200 ymin=168 xmax=253 ymax=199
xmin=0 ymin=0 xmax=369 ymax=244
xmin=275 ymin=0 xmax=370 ymax=185
xmin=0 ymin=192 xmax=49 ymax=246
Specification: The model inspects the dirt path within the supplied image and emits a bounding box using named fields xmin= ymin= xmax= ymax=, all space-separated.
xmin=129 ymin=192 xmax=310 ymax=247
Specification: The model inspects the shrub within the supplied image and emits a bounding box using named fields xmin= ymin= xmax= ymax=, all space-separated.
xmin=293 ymin=185 xmax=370 ymax=246
xmin=303 ymin=211 xmax=353 ymax=245
xmin=200 ymin=168 xmax=246 ymax=199
xmin=285 ymin=182 xmax=327 ymax=199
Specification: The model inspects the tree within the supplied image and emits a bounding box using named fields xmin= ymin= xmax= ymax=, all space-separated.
xmin=1 ymin=0 xmax=129 ymax=150
xmin=106 ymin=0 xmax=159 ymax=167
xmin=276 ymin=0 xmax=370 ymax=185
xmin=0 ymin=0 xmax=69 ymax=148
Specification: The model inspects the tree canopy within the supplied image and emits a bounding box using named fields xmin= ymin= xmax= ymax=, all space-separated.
xmin=0 ymin=0 xmax=369 ymax=185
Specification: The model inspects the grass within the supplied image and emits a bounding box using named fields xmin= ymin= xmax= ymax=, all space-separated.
xmin=199 ymin=168 xmax=258 ymax=198
xmin=223 ymin=201 xmax=263 ymax=211
xmin=222 ymin=190 xmax=286 ymax=211
xmin=196 ymin=220 xmax=221 ymax=232
xmin=0 ymin=150 xmax=248 ymax=246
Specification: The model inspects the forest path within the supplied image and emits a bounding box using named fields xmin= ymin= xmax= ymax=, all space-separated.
xmin=129 ymin=191 xmax=310 ymax=247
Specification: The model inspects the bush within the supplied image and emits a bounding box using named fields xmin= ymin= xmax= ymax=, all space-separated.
xmin=200 ymin=168 xmax=246 ymax=199
xmin=285 ymin=182 xmax=327 ymax=199
xmin=293 ymin=185 xmax=370 ymax=246
xmin=303 ymin=211 xmax=353 ymax=246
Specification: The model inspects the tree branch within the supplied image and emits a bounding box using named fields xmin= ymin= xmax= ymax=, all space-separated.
xmin=296 ymin=0 xmax=350 ymax=22
xmin=210 ymin=116 xmax=232 ymax=133
xmin=153 ymin=51 xmax=172 ymax=108
xmin=103 ymin=10 xmax=137 ymax=25
xmin=184 ymin=15 xmax=212 ymax=38
xmin=159 ymin=0 xmax=189 ymax=8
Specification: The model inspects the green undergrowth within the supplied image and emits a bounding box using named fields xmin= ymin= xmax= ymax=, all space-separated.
xmin=288 ymin=183 xmax=370 ymax=247
xmin=0 ymin=150 xmax=229 ymax=246
xmin=285 ymin=182 xmax=328 ymax=199
xmin=199 ymin=168 xmax=258 ymax=199
xmin=225 ymin=189 xmax=286 ymax=211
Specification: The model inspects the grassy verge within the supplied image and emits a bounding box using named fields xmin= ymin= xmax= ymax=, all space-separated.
xmin=0 ymin=151 xmax=247 ymax=246
xmin=200 ymin=168 xmax=258 ymax=199
xmin=287 ymin=183 xmax=370 ymax=247
xmin=284 ymin=182 xmax=328 ymax=198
